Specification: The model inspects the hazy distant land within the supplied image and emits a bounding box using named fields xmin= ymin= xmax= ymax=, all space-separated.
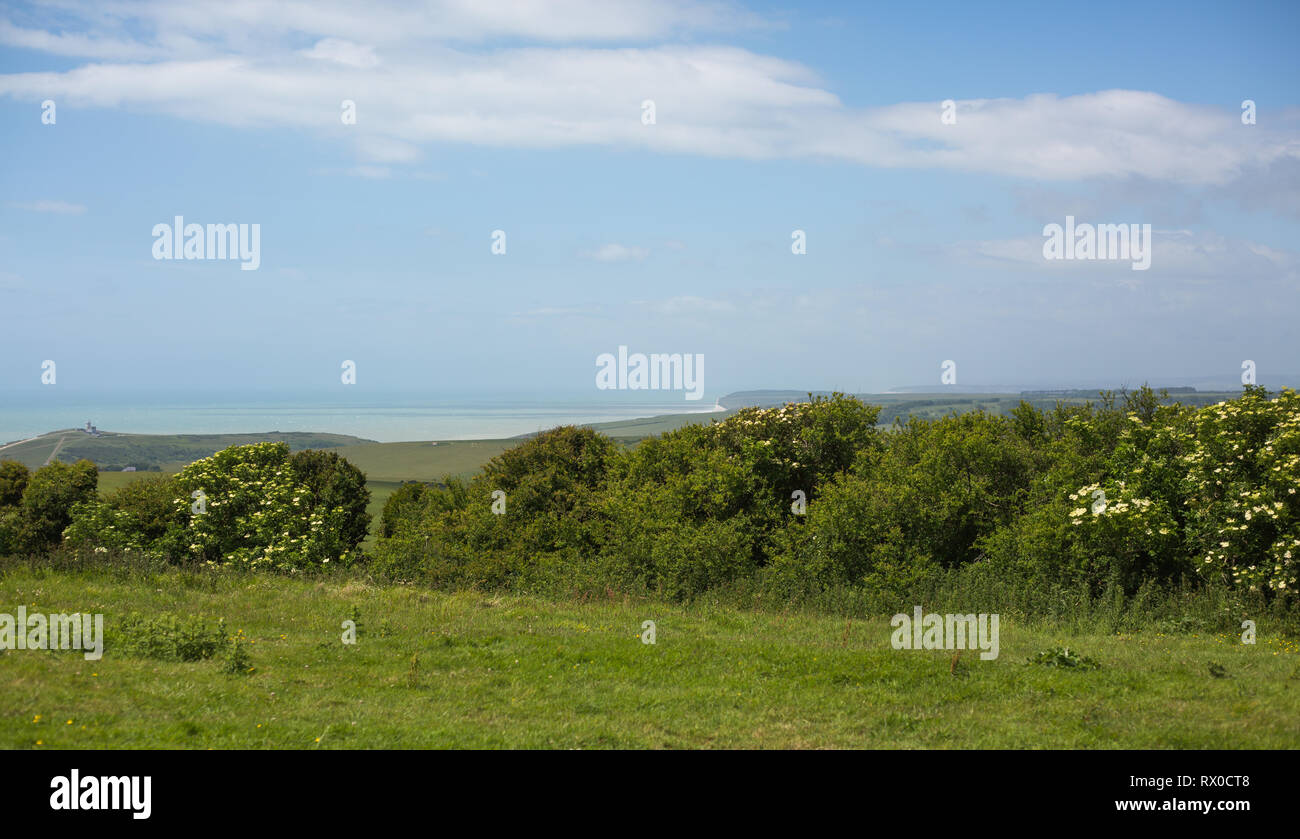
xmin=0 ymin=387 xmax=1251 ymax=478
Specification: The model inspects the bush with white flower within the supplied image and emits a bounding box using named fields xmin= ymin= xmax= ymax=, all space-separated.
xmin=1045 ymin=387 xmax=1299 ymax=596
xmin=174 ymin=442 xmax=359 ymax=570
xmin=1063 ymin=479 xmax=1186 ymax=590
xmin=1180 ymin=387 xmax=1300 ymax=594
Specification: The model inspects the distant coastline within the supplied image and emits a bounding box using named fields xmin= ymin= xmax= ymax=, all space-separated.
xmin=4 ymin=385 xmax=1279 ymax=450
xmin=4 ymin=386 xmax=1272 ymax=475
xmin=0 ymin=395 xmax=727 ymax=447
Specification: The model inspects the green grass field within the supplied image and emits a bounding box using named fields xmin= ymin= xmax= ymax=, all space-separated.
xmin=3 ymin=564 xmax=1297 ymax=749
xmin=328 ymin=439 xmax=517 ymax=483
xmin=0 ymin=430 xmax=372 ymax=472
xmin=579 ymin=409 xmax=735 ymax=441
xmin=93 ymin=470 xmax=173 ymax=493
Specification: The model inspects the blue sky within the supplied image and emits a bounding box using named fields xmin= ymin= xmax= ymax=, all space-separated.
xmin=1 ymin=0 xmax=1297 ymax=399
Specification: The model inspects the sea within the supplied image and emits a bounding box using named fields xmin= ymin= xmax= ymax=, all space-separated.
xmin=0 ymin=391 xmax=726 ymax=445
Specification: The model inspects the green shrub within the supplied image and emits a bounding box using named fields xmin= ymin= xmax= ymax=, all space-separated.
xmin=591 ymin=394 xmax=884 ymax=598
xmin=365 ymin=388 xmax=1300 ymax=615
xmin=173 ymin=442 xmax=362 ymax=570
xmin=114 ymin=612 xmax=226 ymax=661
xmin=222 ymin=633 xmax=254 ymax=675
xmin=288 ymin=449 xmax=372 ymax=551
xmin=766 ymin=409 xmax=1035 ymax=596
xmin=20 ymin=459 xmax=98 ymax=552
xmin=370 ymin=427 xmax=618 ymax=584
xmin=1180 ymin=387 xmax=1299 ymax=595
xmin=982 ymin=386 xmax=1298 ymax=598
xmin=0 ymin=508 xmax=24 ymax=556
xmin=1028 ymin=646 xmax=1100 ymax=670
xmin=64 ymin=474 xmax=187 ymax=558
xmin=0 ymin=460 xmax=30 ymax=508
xmin=379 ymin=482 xmax=432 ymax=538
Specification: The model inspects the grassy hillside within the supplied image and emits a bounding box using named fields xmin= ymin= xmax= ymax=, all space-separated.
xmin=568 ymin=408 xmax=735 ymax=441
xmin=93 ymin=470 xmax=174 ymax=494
xmin=1 ymin=412 xmax=734 ymax=479
xmin=3 ymin=563 xmax=1296 ymax=749
xmin=327 ymin=440 xmax=517 ymax=483
xmin=0 ymin=430 xmax=372 ymax=472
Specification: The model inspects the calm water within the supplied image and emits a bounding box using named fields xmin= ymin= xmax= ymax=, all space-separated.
xmin=0 ymin=392 xmax=725 ymax=444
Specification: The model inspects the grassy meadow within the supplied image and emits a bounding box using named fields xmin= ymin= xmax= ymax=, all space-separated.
xmin=328 ymin=439 xmax=518 ymax=483
xmin=2 ymin=561 xmax=1298 ymax=749
xmin=0 ymin=430 xmax=372 ymax=472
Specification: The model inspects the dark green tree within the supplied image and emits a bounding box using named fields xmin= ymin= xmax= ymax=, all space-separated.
xmin=20 ymin=459 xmax=98 ymax=551
xmin=380 ymin=482 xmax=431 ymax=538
xmin=0 ymin=460 xmax=30 ymax=508
xmin=289 ymin=450 xmax=372 ymax=550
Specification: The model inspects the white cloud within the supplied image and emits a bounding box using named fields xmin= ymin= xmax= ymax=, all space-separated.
xmin=0 ymin=2 xmax=1295 ymax=200
xmin=301 ymin=38 xmax=379 ymax=68
xmin=0 ymin=0 xmax=767 ymax=58
xmin=582 ymin=243 xmax=650 ymax=262
xmin=0 ymin=19 xmax=174 ymax=61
